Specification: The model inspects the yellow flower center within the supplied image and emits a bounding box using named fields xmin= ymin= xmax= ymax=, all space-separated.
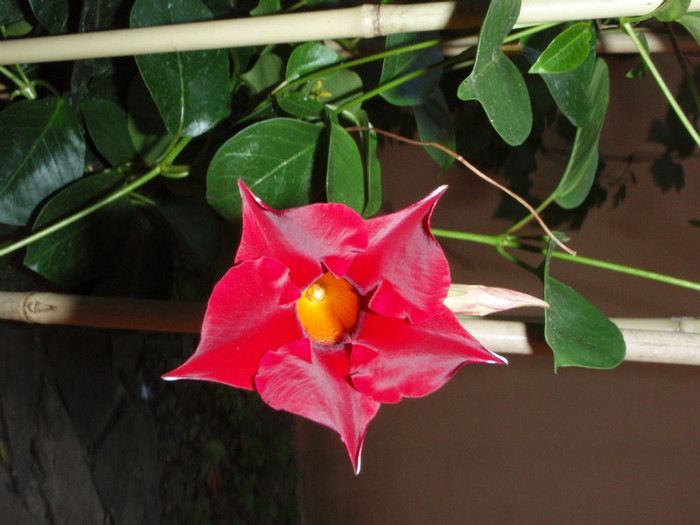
xmin=296 ymin=272 xmax=360 ymax=344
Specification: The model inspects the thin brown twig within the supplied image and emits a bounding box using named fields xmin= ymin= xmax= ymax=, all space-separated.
xmin=346 ymin=126 xmax=576 ymax=256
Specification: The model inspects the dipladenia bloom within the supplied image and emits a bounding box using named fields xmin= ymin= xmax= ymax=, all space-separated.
xmin=164 ymin=180 xmax=506 ymax=473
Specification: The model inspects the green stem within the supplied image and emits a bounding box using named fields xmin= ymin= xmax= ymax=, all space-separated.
xmin=505 ymin=193 xmax=556 ymax=235
xmin=503 ymin=22 xmax=560 ymax=44
xmin=273 ymin=38 xmax=442 ymax=96
xmin=538 ymin=249 xmax=700 ymax=291
xmin=431 ymin=228 xmax=700 ymax=292
xmin=431 ymin=228 xmax=504 ymax=247
xmin=0 ymin=64 xmax=37 ymax=100
xmin=621 ymin=21 xmax=700 ymax=148
xmin=335 ymin=53 xmax=472 ymax=114
xmin=0 ymin=166 xmax=162 ymax=258
xmin=331 ymin=22 xmax=559 ymax=115
xmin=274 ymin=22 xmax=557 ymax=116
xmin=0 ymin=136 xmax=192 ymax=259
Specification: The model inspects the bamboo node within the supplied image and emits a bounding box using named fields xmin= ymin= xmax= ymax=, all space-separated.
xmin=363 ymin=4 xmax=381 ymax=37
xmin=21 ymin=292 xmax=55 ymax=322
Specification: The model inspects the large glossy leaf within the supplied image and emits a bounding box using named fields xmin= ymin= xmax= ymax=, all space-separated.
xmin=127 ymin=76 xmax=176 ymax=163
xmin=457 ymin=0 xmax=532 ymax=146
xmin=157 ymin=197 xmax=220 ymax=269
xmin=130 ymin=0 xmax=230 ymax=137
xmin=287 ymin=42 xmax=343 ymax=80
xmin=414 ymin=88 xmax=455 ymax=172
xmin=380 ymin=32 xmax=443 ymax=107
xmin=0 ymin=0 xmax=24 ymax=25
xmin=206 ymin=118 xmax=323 ymax=220
xmin=28 ymin=0 xmax=69 ymax=34
xmin=528 ymin=22 xmax=592 ymax=74
xmin=24 ymin=171 xmax=134 ymax=286
xmin=523 ymin=26 xmax=596 ymax=127
xmin=81 ymin=99 xmax=137 ymax=167
xmin=554 ymin=59 xmax=609 ymax=209
xmin=543 ymin=239 xmax=625 ymax=370
xmin=79 ymin=0 xmax=123 ymax=31
xmin=326 ymin=122 xmax=364 ymax=213
xmin=0 ymin=97 xmax=85 ymax=226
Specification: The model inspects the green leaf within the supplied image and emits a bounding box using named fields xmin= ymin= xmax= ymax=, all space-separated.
xmin=522 ymin=26 xmax=596 ymax=127
xmin=130 ymin=0 xmax=230 ymax=137
xmin=623 ymin=0 xmax=690 ymax=23
xmin=414 ymin=88 xmax=455 ymax=172
xmin=81 ymin=99 xmax=137 ymax=167
xmin=250 ymin=0 xmax=280 ymax=16
xmin=380 ymin=32 xmax=443 ymax=107
xmin=318 ymin=69 xmax=363 ymax=113
xmin=625 ymin=32 xmax=650 ymax=78
xmin=544 ymin=277 xmax=626 ymax=369
xmin=654 ymin=0 xmax=690 ymax=21
xmin=677 ymin=12 xmax=700 ymax=45
xmin=157 ymin=197 xmax=219 ymax=269
xmin=206 ymin=118 xmax=323 ymax=220
xmin=24 ymin=171 xmax=134 ymax=287
xmin=28 ymin=0 xmax=69 ymax=34
xmin=356 ymin=110 xmax=382 ymax=218
xmin=543 ymin=239 xmax=625 ymax=370
xmin=276 ymin=91 xmax=326 ymax=118
xmin=286 ymin=42 xmax=343 ymax=80
xmin=79 ymin=0 xmax=123 ymax=31
xmin=528 ymin=22 xmax=592 ymax=74
xmin=240 ymin=53 xmax=284 ymax=96
xmin=689 ymin=219 xmax=700 ymax=228
xmin=457 ymin=0 xmax=532 ymax=146
xmin=554 ymin=59 xmax=609 ymax=209
xmin=127 ymin=76 xmax=176 ymax=163
xmin=0 ymin=97 xmax=85 ymax=226
xmin=0 ymin=0 xmax=24 ymax=26
xmin=326 ymin=122 xmax=364 ymax=213
xmin=4 ymin=18 xmax=33 ymax=36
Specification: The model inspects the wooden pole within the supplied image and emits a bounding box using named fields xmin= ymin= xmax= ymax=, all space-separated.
xmin=2 ymin=0 xmax=699 ymax=66
xmin=0 ymin=290 xmax=698 ymax=366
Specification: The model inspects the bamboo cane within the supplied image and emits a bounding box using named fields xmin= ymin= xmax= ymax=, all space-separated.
xmin=2 ymin=0 xmax=699 ymax=66
xmin=0 ymin=290 xmax=698 ymax=366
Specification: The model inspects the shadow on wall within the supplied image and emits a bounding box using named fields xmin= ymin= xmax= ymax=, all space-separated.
xmin=296 ymin=57 xmax=700 ymax=523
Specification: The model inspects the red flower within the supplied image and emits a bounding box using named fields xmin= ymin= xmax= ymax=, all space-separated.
xmin=164 ymin=181 xmax=505 ymax=473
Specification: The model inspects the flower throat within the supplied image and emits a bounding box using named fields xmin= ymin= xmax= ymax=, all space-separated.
xmin=296 ymin=272 xmax=360 ymax=344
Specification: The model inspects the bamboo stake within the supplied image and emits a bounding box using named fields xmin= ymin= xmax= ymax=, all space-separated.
xmin=0 ymin=290 xmax=698 ymax=366
xmin=2 ymin=0 xmax=699 ymax=66
xmin=0 ymin=291 xmax=206 ymax=333
xmin=442 ymin=30 xmax=700 ymax=57
xmin=462 ymin=317 xmax=700 ymax=367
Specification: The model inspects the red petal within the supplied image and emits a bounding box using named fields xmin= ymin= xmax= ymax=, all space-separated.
xmin=350 ymin=306 xmax=506 ymax=403
xmin=235 ymin=180 xmax=368 ymax=289
xmin=163 ymin=257 xmax=302 ymax=390
xmin=345 ymin=186 xmax=450 ymax=323
xmin=255 ymin=339 xmax=381 ymax=474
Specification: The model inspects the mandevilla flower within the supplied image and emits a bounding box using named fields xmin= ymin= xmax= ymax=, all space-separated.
xmin=164 ymin=180 xmax=506 ymax=473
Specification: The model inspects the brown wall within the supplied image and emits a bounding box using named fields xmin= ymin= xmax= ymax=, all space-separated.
xmin=296 ymin=56 xmax=700 ymax=523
